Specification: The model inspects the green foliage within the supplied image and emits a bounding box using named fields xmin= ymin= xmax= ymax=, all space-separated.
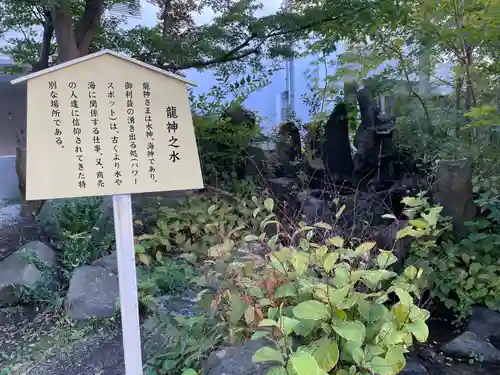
xmin=43 ymin=197 xmax=103 ymax=234
xmin=38 ymin=198 xmax=114 ymax=281
xmin=188 ymin=201 xmax=429 ymax=375
xmin=401 ymin=195 xmax=500 ymax=323
xmin=192 ymin=114 xmax=258 ymax=184
xmin=188 ymin=70 xmax=271 ymax=186
xmin=135 ymin=193 xmax=274 ymax=266
xmin=138 ymin=260 xmax=196 ymax=312
xmin=143 ymin=314 xmax=225 ymax=375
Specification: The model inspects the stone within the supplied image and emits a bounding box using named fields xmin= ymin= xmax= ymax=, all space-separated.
xmin=375 ymin=219 xmax=413 ymax=269
xmin=268 ymin=177 xmax=299 ymax=223
xmin=322 ymin=102 xmax=354 ymax=182
xmin=275 ymin=121 xmax=302 ymax=177
xmin=66 ymin=265 xmax=119 ymax=320
xmin=400 ymin=358 xmax=429 ymax=375
xmin=91 ymin=252 xmax=118 ymax=274
xmin=299 ymin=191 xmax=334 ymax=224
xmin=268 ymin=177 xmax=296 ymax=202
xmin=244 ymin=146 xmax=271 ymax=181
xmin=441 ymin=331 xmax=500 ymax=364
xmin=0 ymin=241 xmax=57 ymax=305
xmin=467 ymin=307 xmax=500 ymax=341
xmin=353 ymin=88 xmax=399 ymax=186
xmin=432 ymin=159 xmax=476 ymax=236
xmin=155 ymin=294 xmax=198 ymax=317
xmin=203 ymin=339 xmax=278 ymax=375
xmin=221 ymin=105 xmax=257 ymax=130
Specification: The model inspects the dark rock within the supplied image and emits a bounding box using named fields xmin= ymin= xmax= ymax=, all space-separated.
xmin=92 ymin=252 xmax=118 ymax=274
xmin=419 ymin=346 xmax=445 ymax=364
xmin=467 ymin=307 xmax=500 ymax=341
xmin=155 ymin=294 xmax=198 ymax=317
xmin=432 ymin=159 xmax=476 ymax=236
xmin=401 ymin=358 xmax=429 ymax=375
xmin=268 ymin=177 xmax=296 ymax=203
xmin=244 ymin=146 xmax=271 ymax=181
xmin=268 ymin=177 xmax=300 ymax=224
xmin=66 ymin=265 xmax=119 ymax=321
xmin=203 ymin=339 xmax=278 ymax=375
xmin=0 ymin=241 xmax=57 ymax=306
xmin=299 ymin=191 xmax=334 ymax=224
xmin=353 ymin=88 xmax=399 ymax=186
xmin=221 ymin=105 xmax=257 ymax=130
xmin=276 ymin=121 xmax=302 ymax=165
xmin=375 ymin=219 xmax=413 ymax=268
xmin=441 ymin=331 xmax=500 ymax=364
xmin=322 ymin=102 xmax=354 ymax=183
xmin=303 ymin=123 xmax=325 ymax=189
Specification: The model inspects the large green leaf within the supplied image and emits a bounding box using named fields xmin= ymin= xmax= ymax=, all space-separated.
xmin=406 ymin=320 xmax=429 ymax=342
xmin=376 ymin=250 xmax=398 ymax=269
xmin=342 ymin=340 xmax=365 ymax=365
xmin=278 ymin=316 xmax=300 ymax=336
xmin=333 ymin=320 xmax=366 ymax=345
xmin=366 ymin=356 xmax=395 ymax=375
xmin=385 ymin=346 xmax=406 ymax=373
xmin=252 ymin=347 xmax=285 ymax=364
xmin=290 ymin=351 xmax=320 ymax=375
xmin=308 ymin=338 xmax=340 ymax=372
xmin=274 ymin=283 xmax=298 ymax=298
xmin=354 ymin=242 xmax=376 ymax=256
xmin=266 ymin=367 xmax=287 ymax=375
xmin=323 ymin=252 xmax=340 ymax=272
xmin=228 ymin=293 xmax=249 ymax=324
xmin=293 ymin=300 xmax=331 ymax=320
xmin=395 ymin=288 xmax=413 ymax=306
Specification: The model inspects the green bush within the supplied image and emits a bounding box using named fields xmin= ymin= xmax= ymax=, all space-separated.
xmin=135 ymin=193 xmax=274 ymax=266
xmin=193 ymin=112 xmax=259 ymax=185
xmin=39 ymin=197 xmax=114 ymax=280
xmin=401 ymin=194 xmax=500 ymax=323
xmin=182 ymin=200 xmax=430 ymax=375
xmin=138 ymin=260 xmax=196 ymax=312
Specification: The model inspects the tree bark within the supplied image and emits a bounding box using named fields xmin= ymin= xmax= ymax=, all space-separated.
xmin=17 ymin=0 xmax=106 ymax=217
xmin=161 ymin=0 xmax=175 ymax=39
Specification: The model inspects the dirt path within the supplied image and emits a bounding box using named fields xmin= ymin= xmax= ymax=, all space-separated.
xmin=0 ymin=305 xmax=123 ymax=375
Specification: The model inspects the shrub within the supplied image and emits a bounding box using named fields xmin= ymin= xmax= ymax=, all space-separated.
xmin=138 ymin=259 xmax=196 ymax=312
xmin=193 ymin=113 xmax=259 ymax=185
xmin=38 ymin=197 xmax=114 ymax=280
xmin=134 ymin=193 xmax=274 ymax=266
xmin=187 ymin=201 xmax=430 ymax=375
xmin=404 ymin=194 xmax=500 ymax=322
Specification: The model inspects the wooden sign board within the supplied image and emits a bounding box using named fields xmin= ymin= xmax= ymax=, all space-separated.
xmin=11 ymin=50 xmax=204 ymax=375
xmin=11 ymin=50 xmax=204 ymax=200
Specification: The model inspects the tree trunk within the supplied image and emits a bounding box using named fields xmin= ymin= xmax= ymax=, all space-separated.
xmin=16 ymin=0 xmax=105 ymax=218
xmin=17 ymin=9 xmax=54 ymax=217
xmin=162 ymin=0 xmax=175 ymax=39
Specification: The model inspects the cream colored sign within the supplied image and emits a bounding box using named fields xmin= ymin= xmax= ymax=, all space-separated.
xmin=15 ymin=51 xmax=204 ymax=200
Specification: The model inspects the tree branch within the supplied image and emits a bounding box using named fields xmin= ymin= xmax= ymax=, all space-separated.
xmin=161 ymin=14 xmax=343 ymax=71
xmin=32 ymin=9 xmax=54 ymax=72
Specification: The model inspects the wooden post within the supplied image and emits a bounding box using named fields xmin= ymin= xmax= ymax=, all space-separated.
xmin=113 ymin=194 xmax=143 ymax=375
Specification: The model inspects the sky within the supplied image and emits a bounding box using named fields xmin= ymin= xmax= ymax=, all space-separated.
xmin=0 ymin=0 xmax=454 ymax=131
xmin=0 ymin=0 xmax=323 ymax=130
xmin=122 ymin=0 xmax=313 ymax=130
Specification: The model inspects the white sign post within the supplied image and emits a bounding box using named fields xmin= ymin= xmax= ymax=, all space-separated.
xmin=11 ymin=49 xmax=204 ymax=375
xmin=113 ymin=194 xmax=143 ymax=374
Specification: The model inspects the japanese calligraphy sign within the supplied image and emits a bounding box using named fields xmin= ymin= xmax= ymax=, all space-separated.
xmin=11 ymin=50 xmax=204 ymax=200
